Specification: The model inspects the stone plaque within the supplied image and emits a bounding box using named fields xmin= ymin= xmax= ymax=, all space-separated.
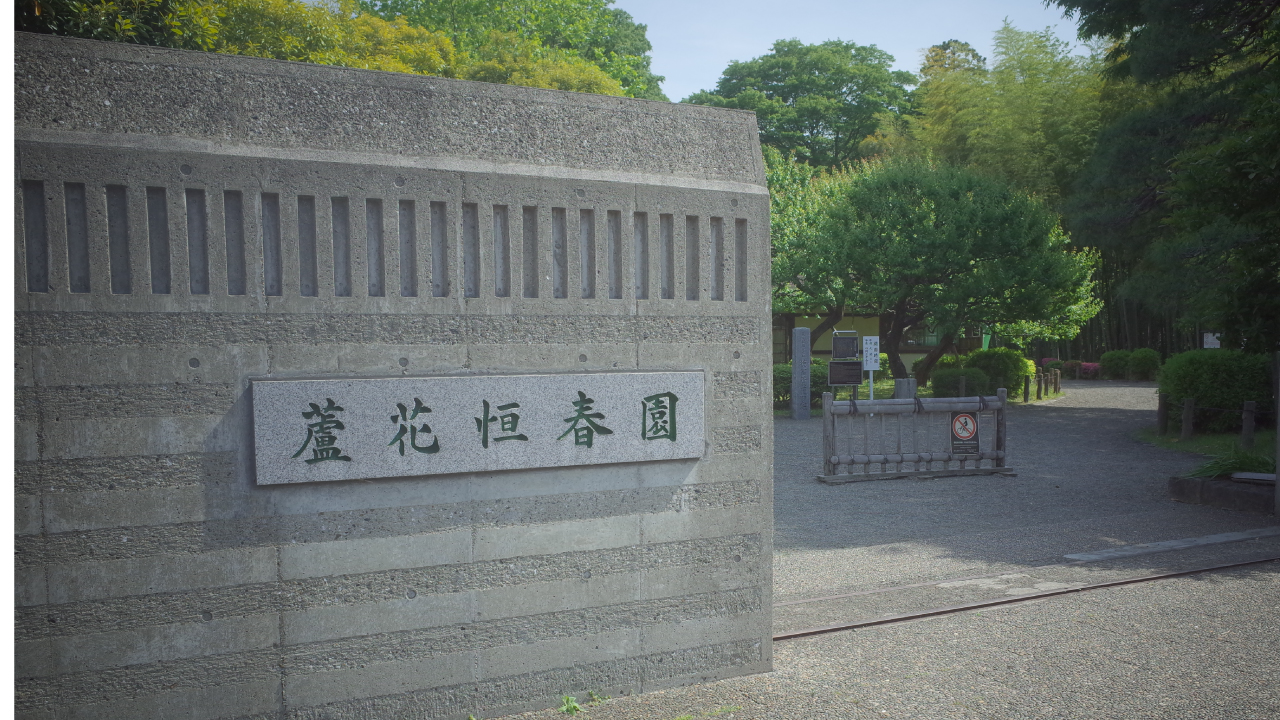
xmin=252 ymin=371 xmax=704 ymax=484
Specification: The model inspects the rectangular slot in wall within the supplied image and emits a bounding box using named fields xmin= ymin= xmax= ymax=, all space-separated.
xmin=399 ymin=199 xmax=417 ymax=297
xmin=146 ymin=187 xmax=171 ymax=294
xmin=185 ymin=189 xmax=208 ymax=295
xmin=298 ymin=195 xmax=318 ymax=297
xmin=580 ymin=209 xmax=596 ymax=299
xmin=607 ymin=210 xmax=622 ymax=299
xmin=22 ymin=180 xmax=49 ymax=293
xmin=735 ymin=218 xmax=748 ymax=302
xmin=659 ymin=213 xmax=674 ymax=299
xmin=430 ymin=201 xmax=448 ymax=297
xmin=224 ymin=190 xmax=246 ymax=295
xmin=463 ymin=203 xmax=479 ymax=298
xmin=366 ymin=198 xmax=384 ymax=297
xmin=261 ymin=192 xmax=282 ymax=296
xmin=65 ymin=183 xmax=91 ymax=293
xmin=106 ymin=185 xmax=132 ymax=294
xmin=522 ymin=206 xmax=538 ymax=298
xmin=552 ymin=207 xmax=567 ymax=298
xmin=684 ymin=215 xmax=700 ymax=300
xmin=331 ymin=197 xmax=351 ymax=297
xmin=634 ymin=212 xmax=649 ymax=300
xmin=493 ymin=205 xmax=510 ymax=298
xmin=710 ymin=216 xmax=724 ymax=301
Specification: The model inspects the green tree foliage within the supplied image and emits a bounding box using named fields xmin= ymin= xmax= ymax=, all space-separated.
xmin=686 ymin=39 xmax=915 ymax=168
xmin=911 ymin=24 xmax=1110 ymax=204
xmin=355 ymin=0 xmax=666 ymax=99
xmin=1054 ymin=0 xmax=1280 ymax=352
xmin=768 ymin=152 xmax=1099 ymax=381
xmin=17 ymin=0 xmax=220 ymax=49
xmin=460 ymin=30 xmax=622 ymax=94
xmin=960 ymin=347 xmax=1036 ymax=391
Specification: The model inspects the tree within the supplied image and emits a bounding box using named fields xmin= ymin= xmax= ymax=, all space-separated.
xmin=687 ymin=39 xmax=915 ymax=168
xmin=772 ymin=153 xmax=1099 ymax=380
xmin=17 ymin=0 xmax=220 ymax=50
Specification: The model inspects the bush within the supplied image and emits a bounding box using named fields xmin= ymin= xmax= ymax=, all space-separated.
xmin=1099 ymin=350 xmax=1132 ymax=379
xmin=961 ymin=347 xmax=1034 ymax=393
xmin=772 ymin=363 xmax=791 ymax=406
xmin=934 ymin=354 xmax=962 ymax=370
xmin=772 ymin=359 xmax=835 ymax=408
xmin=1046 ymin=360 xmax=1065 ymax=372
xmin=1062 ymin=360 xmax=1082 ymax=377
xmin=1128 ymin=348 xmax=1161 ymax=381
xmin=1040 ymin=357 xmax=1060 ymax=368
xmin=931 ymin=367 xmax=991 ymax=398
xmin=1158 ymin=350 xmax=1273 ymax=432
xmin=1080 ymin=362 xmax=1100 ymax=379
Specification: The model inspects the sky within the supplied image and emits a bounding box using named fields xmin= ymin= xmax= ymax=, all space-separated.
xmin=610 ymin=0 xmax=1086 ymax=101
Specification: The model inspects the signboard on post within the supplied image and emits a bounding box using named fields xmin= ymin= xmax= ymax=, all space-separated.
xmin=832 ymin=335 xmax=858 ymax=359
xmin=1203 ymin=333 xmax=1222 ymax=349
xmin=950 ymin=411 xmax=980 ymax=454
xmin=828 ymin=361 xmax=863 ymax=386
xmin=862 ymin=336 xmax=880 ymax=370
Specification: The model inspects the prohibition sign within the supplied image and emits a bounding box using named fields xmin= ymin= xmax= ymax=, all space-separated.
xmin=952 ymin=413 xmax=977 ymax=440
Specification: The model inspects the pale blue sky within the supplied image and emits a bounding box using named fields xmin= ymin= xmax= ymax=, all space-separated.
xmin=610 ymin=0 xmax=1085 ymax=101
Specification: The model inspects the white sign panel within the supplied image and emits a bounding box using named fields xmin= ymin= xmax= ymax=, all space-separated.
xmin=863 ymin=336 xmax=881 ymax=371
xmin=1203 ymin=332 xmax=1221 ymax=349
xmin=252 ymin=372 xmax=704 ymax=485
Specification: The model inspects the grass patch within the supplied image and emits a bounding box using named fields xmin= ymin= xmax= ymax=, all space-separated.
xmin=1190 ymin=447 xmax=1276 ymax=476
xmin=1136 ymin=427 xmax=1277 ymax=459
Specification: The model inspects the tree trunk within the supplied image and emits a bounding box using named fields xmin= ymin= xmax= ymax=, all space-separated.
xmin=881 ymin=302 xmax=919 ymax=379
xmin=912 ymin=332 xmax=957 ymax=386
xmin=809 ymin=307 xmax=845 ymax=351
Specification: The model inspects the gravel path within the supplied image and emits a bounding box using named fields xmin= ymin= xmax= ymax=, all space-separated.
xmin=507 ymin=381 xmax=1280 ymax=720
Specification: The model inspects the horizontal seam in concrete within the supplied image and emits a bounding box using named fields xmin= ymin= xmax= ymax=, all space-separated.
xmin=16 ymin=452 xmax=232 ymax=494
xmin=18 ymin=131 xmax=770 ymax=195
xmin=20 ymin=533 xmax=763 ymax=641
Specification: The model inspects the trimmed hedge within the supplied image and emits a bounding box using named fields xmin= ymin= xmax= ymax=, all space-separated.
xmin=1128 ymin=348 xmax=1161 ymax=381
xmin=1099 ymin=350 xmax=1131 ymax=379
xmin=961 ymin=347 xmax=1035 ymax=394
xmin=773 ymin=359 xmax=834 ymax=408
xmin=931 ymin=368 xmax=990 ymax=398
xmin=1158 ymin=350 xmax=1273 ymax=432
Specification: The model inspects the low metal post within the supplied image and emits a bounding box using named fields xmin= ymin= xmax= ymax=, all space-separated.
xmin=1180 ymin=397 xmax=1195 ymax=442
xmin=1241 ymin=401 xmax=1256 ymax=450
xmin=1157 ymin=393 xmax=1169 ymax=436
xmin=822 ymin=392 xmax=835 ymax=476
xmin=1023 ymin=376 xmax=1030 ymax=403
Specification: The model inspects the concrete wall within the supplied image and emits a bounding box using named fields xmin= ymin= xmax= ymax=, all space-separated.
xmin=14 ymin=33 xmax=773 ymax=720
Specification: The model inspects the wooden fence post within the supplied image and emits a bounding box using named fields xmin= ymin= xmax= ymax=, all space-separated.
xmin=1157 ymin=393 xmax=1169 ymax=436
xmin=1036 ymin=373 xmax=1043 ymax=400
xmin=1054 ymin=369 xmax=1061 ymax=394
xmin=1241 ymin=401 xmax=1256 ymax=450
xmin=996 ymin=387 xmax=1007 ymax=468
xmin=822 ymin=392 xmax=835 ymax=476
xmin=1180 ymin=397 xmax=1195 ymax=442
xmin=1023 ymin=376 xmax=1030 ymax=403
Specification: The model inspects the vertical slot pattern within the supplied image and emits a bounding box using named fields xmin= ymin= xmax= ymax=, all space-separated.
xmin=65 ymin=183 xmax=91 ymax=293
xmin=634 ymin=212 xmax=649 ymax=300
xmin=331 ymin=197 xmax=351 ymax=297
xmin=552 ymin=207 xmax=568 ymax=299
xmin=684 ymin=215 xmax=700 ymax=300
xmin=659 ymin=213 xmax=674 ymax=300
xmin=493 ymin=205 xmax=510 ymax=298
xmin=298 ymin=196 xmax=318 ymax=297
xmin=185 ymin=189 xmax=209 ymax=295
xmin=735 ymin=218 xmax=748 ymax=302
xmin=463 ymin=203 xmax=479 ymax=298
xmin=106 ymin=185 xmax=132 ymax=294
xmin=22 ymin=180 xmax=49 ymax=293
xmin=580 ymin=209 xmax=596 ymax=299
xmin=522 ymin=206 xmax=538 ymax=298
xmin=261 ymin=192 xmax=282 ymax=296
xmin=430 ymin=201 xmax=449 ymax=297
xmin=399 ymin=199 xmax=417 ymax=297
xmin=366 ymin=199 xmax=385 ymax=297
xmin=146 ymin=187 xmax=171 ymax=294
xmin=710 ymin=216 xmax=724 ymax=301
xmin=607 ymin=210 xmax=622 ymax=299
xmin=224 ymin=190 xmax=247 ymax=296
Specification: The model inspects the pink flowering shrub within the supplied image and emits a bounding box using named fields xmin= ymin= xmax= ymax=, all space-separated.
xmin=1040 ymin=357 xmax=1060 ymax=367
xmin=1079 ymin=362 xmax=1100 ymax=379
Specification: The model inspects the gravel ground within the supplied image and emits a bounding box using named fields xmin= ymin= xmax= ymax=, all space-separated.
xmin=506 ymin=381 xmax=1280 ymax=720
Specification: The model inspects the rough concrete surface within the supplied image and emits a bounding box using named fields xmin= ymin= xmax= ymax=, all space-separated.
xmin=505 ymin=381 xmax=1280 ymax=719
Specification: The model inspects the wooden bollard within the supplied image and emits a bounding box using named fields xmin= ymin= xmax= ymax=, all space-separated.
xmin=1241 ymin=401 xmax=1256 ymax=450
xmin=1036 ymin=373 xmax=1043 ymax=400
xmin=1054 ymin=369 xmax=1061 ymax=393
xmin=1023 ymin=375 xmax=1030 ymax=403
xmin=1157 ymin=393 xmax=1169 ymax=436
xmin=1180 ymin=397 xmax=1195 ymax=442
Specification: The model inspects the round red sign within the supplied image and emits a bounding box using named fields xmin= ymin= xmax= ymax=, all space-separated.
xmin=952 ymin=413 xmax=977 ymax=440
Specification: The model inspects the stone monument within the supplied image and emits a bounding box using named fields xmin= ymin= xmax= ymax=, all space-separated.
xmin=14 ymin=33 xmax=773 ymax=720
